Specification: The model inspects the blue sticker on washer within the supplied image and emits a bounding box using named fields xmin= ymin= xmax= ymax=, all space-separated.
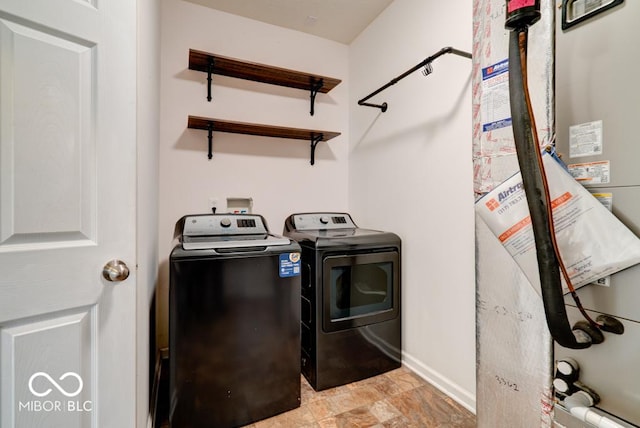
xmin=279 ymin=253 xmax=301 ymax=278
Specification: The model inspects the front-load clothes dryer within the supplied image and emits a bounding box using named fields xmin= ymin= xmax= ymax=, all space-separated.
xmin=169 ymin=214 xmax=301 ymax=428
xmin=283 ymin=212 xmax=401 ymax=391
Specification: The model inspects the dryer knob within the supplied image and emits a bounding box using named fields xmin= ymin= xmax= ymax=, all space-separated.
xmin=220 ymin=218 xmax=232 ymax=228
xmin=320 ymin=216 xmax=330 ymax=224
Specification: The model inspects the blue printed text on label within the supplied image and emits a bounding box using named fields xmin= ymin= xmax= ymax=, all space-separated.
xmin=279 ymin=253 xmax=301 ymax=278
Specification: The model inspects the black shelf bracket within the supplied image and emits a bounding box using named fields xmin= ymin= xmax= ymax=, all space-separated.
xmin=207 ymin=123 xmax=213 ymax=159
xmin=310 ymin=134 xmax=323 ymax=165
xmin=357 ymin=46 xmax=472 ymax=112
xmin=309 ymin=78 xmax=324 ymax=116
xmin=206 ymin=58 xmax=214 ymax=102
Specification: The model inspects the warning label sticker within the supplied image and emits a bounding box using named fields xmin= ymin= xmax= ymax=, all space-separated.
xmin=279 ymin=253 xmax=301 ymax=278
xmin=567 ymin=160 xmax=610 ymax=185
xmin=569 ymin=120 xmax=603 ymax=158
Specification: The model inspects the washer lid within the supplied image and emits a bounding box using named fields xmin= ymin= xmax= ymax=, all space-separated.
xmin=182 ymin=234 xmax=291 ymax=250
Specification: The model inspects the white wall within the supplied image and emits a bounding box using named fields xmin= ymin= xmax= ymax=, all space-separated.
xmin=137 ymin=0 xmax=160 ymax=426
xmin=157 ymin=0 xmax=350 ymax=348
xmin=349 ymin=0 xmax=476 ymax=411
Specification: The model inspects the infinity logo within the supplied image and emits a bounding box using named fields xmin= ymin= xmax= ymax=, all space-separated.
xmin=28 ymin=372 xmax=84 ymax=398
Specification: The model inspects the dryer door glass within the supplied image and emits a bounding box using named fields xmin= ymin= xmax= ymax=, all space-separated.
xmin=322 ymin=251 xmax=399 ymax=332
xmin=330 ymin=262 xmax=392 ymax=319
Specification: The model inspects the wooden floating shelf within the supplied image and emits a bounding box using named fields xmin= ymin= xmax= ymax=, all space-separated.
xmin=188 ymin=49 xmax=342 ymax=93
xmin=188 ymin=49 xmax=341 ymax=115
xmin=187 ymin=116 xmax=341 ymax=140
xmin=187 ymin=116 xmax=341 ymax=165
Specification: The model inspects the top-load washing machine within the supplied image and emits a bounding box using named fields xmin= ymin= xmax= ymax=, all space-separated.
xmin=283 ymin=212 xmax=401 ymax=391
xmin=169 ymin=213 xmax=301 ymax=428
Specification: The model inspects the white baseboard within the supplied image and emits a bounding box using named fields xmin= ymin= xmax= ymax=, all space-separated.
xmin=402 ymin=352 xmax=476 ymax=414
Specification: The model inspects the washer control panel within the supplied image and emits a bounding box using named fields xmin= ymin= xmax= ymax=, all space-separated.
xmin=289 ymin=213 xmax=356 ymax=230
xmin=182 ymin=214 xmax=268 ymax=236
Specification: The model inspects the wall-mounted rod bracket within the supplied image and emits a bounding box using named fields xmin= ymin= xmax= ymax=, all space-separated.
xmin=207 ymin=58 xmax=214 ymax=102
xmin=359 ymin=102 xmax=388 ymax=112
xmin=310 ymin=133 xmax=323 ymax=165
xmin=309 ymin=78 xmax=324 ymax=116
xmin=357 ymin=46 xmax=472 ymax=112
xmin=207 ymin=123 xmax=213 ymax=159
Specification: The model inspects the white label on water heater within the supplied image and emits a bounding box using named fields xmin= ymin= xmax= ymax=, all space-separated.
xmin=569 ymin=120 xmax=603 ymax=158
xmin=567 ymin=160 xmax=610 ymax=184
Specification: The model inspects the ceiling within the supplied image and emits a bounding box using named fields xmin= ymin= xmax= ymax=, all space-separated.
xmin=184 ymin=0 xmax=395 ymax=44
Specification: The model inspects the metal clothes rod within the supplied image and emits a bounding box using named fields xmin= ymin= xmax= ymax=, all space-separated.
xmin=357 ymin=46 xmax=472 ymax=112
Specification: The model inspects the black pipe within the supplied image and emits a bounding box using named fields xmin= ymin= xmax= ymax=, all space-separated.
xmin=508 ymin=29 xmax=590 ymax=349
xmin=357 ymin=46 xmax=472 ymax=112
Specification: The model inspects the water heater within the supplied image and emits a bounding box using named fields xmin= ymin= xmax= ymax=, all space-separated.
xmin=554 ymin=1 xmax=640 ymax=426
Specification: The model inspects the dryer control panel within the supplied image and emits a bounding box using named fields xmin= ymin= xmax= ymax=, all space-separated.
xmin=288 ymin=213 xmax=356 ymax=230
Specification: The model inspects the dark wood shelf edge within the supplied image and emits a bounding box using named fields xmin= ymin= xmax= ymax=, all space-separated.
xmin=187 ymin=116 xmax=341 ymax=165
xmin=188 ymin=116 xmax=340 ymax=141
xmin=189 ymin=49 xmax=341 ymax=94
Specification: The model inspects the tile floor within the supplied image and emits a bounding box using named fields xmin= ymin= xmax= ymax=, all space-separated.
xmin=243 ymin=367 xmax=476 ymax=428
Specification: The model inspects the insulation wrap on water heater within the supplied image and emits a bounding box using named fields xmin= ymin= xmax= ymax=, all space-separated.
xmin=473 ymin=0 xmax=555 ymax=426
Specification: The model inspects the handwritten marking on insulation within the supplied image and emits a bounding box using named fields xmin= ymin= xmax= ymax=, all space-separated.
xmin=495 ymin=375 xmax=520 ymax=392
xmin=478 ymin=299 xmax=533 ymax=323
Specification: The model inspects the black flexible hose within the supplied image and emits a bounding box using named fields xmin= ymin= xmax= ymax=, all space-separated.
xmin=508 ymin=29 xmax=590 ymax=349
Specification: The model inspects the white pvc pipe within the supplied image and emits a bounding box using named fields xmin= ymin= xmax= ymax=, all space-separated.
xmin=563 ymin=391 xmax=627 ymax=428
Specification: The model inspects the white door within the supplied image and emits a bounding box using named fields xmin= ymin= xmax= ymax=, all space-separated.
xmin=0 ymin=0 xmax=137 ymax=427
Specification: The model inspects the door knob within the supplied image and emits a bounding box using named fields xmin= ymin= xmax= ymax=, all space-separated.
xmin=102 ymin=259 xmax=130 ymax=282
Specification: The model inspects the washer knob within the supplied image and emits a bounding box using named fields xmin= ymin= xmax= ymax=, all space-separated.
xmin=220 ymin=218 xmax=232 ymax=228
xmin=320 ymin=216 xmax=330 ymax=224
